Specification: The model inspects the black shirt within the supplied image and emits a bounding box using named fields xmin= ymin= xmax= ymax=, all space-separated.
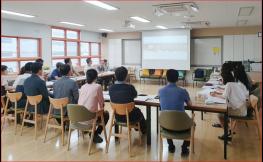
xmin=109 ymin=83 xmax=137 ymax=104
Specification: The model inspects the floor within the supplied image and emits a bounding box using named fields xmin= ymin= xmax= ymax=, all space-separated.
xmin=1 ymin=81 xmax=262 ymax=161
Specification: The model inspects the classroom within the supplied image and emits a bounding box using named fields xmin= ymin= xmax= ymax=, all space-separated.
xmin=1 ymin=0 xmax=262 ymax=161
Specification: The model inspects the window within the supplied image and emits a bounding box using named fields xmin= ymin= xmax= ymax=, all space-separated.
xmin=1 ymin=36 xmax=41 ymax=73
xmin=51 ymin=27 xmax=101 ymax=67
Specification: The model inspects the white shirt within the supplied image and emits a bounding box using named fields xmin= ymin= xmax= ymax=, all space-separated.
xmin=84 ymin=65 xmax=96 ymax=73
xmin=223 ymin=82 xmax=249 ymax=110
xmin=12 ymin=73 xmax=31 ymax=88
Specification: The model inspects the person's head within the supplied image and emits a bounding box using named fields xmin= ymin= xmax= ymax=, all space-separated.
xmin=64 ymin=58 xmax=72 ymax=65
xmin=233 ymin=64 xmax=251 ymax=90
xmin=166 ymin=69 xmax=179 ymax=83
xmin=221 ymin=63 xmax=235 ymax=85
xmin=60 ymin=64 xmax=71 ymax=76
xmin=35 ymin=58 xmax=44 ymax=65
xmin=56 ymin=62 xmax=63 ymax=69
xmin=103 ymin=59 xmax=107 ymax=64
xmin=86 ymin=58 xmax=92 ymax=66
xmin=115 ymin=66 xmax=128 ymax=82
xmin=31 ymin=62 xmax=43 ymax=75
xmin=1 ymin=65 xmax=8 ymax=75
xmin=19 ymin=66 xmax=26 ymax=75
xmin=24 ymin=62 xmax=33 ymax=73
xmin=86 ymin=69 xmax=98 ymax=84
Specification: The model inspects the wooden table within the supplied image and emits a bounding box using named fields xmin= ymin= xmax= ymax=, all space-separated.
xmin=103 ymin=94 xmax=229 ymax=159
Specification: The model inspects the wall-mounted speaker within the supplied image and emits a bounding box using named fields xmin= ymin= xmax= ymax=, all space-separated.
xmin=102 ymin=33 xmax=107 ymax=37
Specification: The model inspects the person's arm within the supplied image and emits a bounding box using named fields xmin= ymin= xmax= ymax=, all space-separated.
xmin=12 ymin=75 xmax=20 ymax=89
xmin=39 ymin=80 xmax=49 ymax=100
xmin=97 ymin=85 xmax=105 ymax=110
xmin=130 ymin=85 xmax=138 ymax=99
xmin=72 ymin=82 xmax=79 ymax=103
xmin=184 ymin=89 xmax=192 ymax=107
xmin=72 ymin=67 xmax=80 ymax=76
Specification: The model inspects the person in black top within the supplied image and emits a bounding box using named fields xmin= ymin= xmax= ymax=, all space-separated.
xmin=109 ymin=66 xmax=146 ymax=133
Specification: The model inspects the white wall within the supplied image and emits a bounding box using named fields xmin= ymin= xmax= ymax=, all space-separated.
xmin=2 ymin=19 xmax=52 ymax=67
xmin=2 ymin=19 xmax=102 ymax=68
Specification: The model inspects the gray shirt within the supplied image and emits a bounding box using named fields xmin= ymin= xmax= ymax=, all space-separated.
xmin=53 ymin=76 xmax=79 ymax=104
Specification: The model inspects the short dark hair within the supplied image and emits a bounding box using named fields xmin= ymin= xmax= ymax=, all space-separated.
xmin=86 ymin=69 xmax=98 ymax=84
xmin=115 ymin=66 xmax=128 ymax=81
xmin=24 ymin=62 xmax=33 ymax=72
xmin=19 ymin=66 xmax=26 ymax=75
xmin=1 ymin=65 xmax=8 ymax=72
xmin=59 ymin=64 xmax=71 ymax=76
xmin=86 ymin=58 xmax=92 ymax=64
xmin=56 ymin=62 xmax=63 ymax=69
xmin=166 ymin=69 xmax=179 ymax=83
xmin=64 ymin=58 xmax=71 ymax=64
xmin=103 ymin=59 xmax=107 ymax=63
xmin=35 ymin=58 xmax=44 ymax=64
xmin=31 ymin=62 xmax=43 ymax=74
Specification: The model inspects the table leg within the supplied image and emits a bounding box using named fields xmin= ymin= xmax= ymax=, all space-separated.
xmin=156 ymin=107 xmax=159 ymax=134
xmin=201 ymin=111 xmax=204 ymax=120
xmin=146 ymin=106 xmax=151 ymax=145
xmin=224 ymin=113 xmax=228 ymax=160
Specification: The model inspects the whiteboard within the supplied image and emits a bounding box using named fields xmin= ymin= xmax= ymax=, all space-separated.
xmin=191 ymin=37 xmax=222 ymax=66
xmin=122 ymin=39 xmax=141 ymax=65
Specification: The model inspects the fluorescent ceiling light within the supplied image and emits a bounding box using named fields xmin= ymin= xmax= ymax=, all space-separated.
xmin=60 ymin=21 xmax=85 ymax=27
xmin=156 ymin=25 xmax=168 ymax=29
xmin=1 ymin=10 xmax=35 ymax=18
xmin=99 ymin=28 xmax=113 ymax=32
xmin=238 ymin=7 xmax=254 ymax=16
xmin=85 ymin=1 xmax=118 ymax=10
xmin=130 ymin=16 xmax=151 ymax=23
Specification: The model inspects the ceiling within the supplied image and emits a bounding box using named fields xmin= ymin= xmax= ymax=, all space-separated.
xmin=2 ymin=1 xmax=262 ymax=33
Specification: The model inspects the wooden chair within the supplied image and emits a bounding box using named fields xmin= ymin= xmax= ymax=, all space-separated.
xmin=1 ymin=92 xmax=24 ymax=134
xmin=20 ymin=95 xmax=43 ymax=139
xmin=44 ymin=97 xmax=69 ymax=145
xmin=128 ymin=67 xmax=136 ymax=83
xmin=106 ymin=102 xmax=142 ymax=157
xmin=158 ymin=111 xmax=195 ymax=160
xmin=67 ymin=104 xmax=107 ymax=155
xmin=230 ymin=95 xmax=261 ymax=139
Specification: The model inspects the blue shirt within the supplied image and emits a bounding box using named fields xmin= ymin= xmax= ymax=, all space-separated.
xmin=158 ymin=83 xmax=190 ymax=112
xmin=50 ymin=69 xmax=62 ymax=80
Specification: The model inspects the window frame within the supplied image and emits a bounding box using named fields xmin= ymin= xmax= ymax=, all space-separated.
xmin=51 ymin=26 xmax=101 ymax=67
xmin=1 ymin=35 xmax=42 ymax=72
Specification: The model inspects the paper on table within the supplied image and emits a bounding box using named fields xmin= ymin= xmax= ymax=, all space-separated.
xmin=135 ymin=96 xmax=151 ymax=102
xmin=205 ymin=96 xmax=226 ymax=104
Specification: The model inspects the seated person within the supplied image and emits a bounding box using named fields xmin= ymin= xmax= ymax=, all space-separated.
xmin=13 ymin=62 xmax=33 ymax=108
xmin=96 ymin=59 xmax=108 ymax=73
xmin=211 ymin=62 xmax=249 ymax=140
xmin=53 ymin=64 xmax=79 ymax=115
xmin=84 ymin=58 xmax=95 ymax=73
xmin=49 ymin=62 xmax=63 ymax=80
xmin=78 ymin=69 xmax=109 ymax=143
xmin=24 ymin=62 xmax=50 ymax=114
xmin=109 ymin=66 xmax=146 ymax=134
xmin=159 ymin=69 xmax=192 ymax=156
xmin=64 ymin=58 xmax=80 ymax=76
xmin=1 ymin=65 xmax=13 ymax=94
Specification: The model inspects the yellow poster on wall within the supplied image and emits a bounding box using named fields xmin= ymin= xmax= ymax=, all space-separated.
xmin=212 ymin=47 xmax=220 ymax=55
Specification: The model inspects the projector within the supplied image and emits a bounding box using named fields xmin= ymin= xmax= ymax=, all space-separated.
xmin=123 ymin=20 xmax=135 ymax=29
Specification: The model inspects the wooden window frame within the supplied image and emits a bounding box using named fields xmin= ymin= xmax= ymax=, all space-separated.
xmin=1 ymin=35 xmax=42 ymax=73
xmin=51 ymin=26 xmax=101 ymax=66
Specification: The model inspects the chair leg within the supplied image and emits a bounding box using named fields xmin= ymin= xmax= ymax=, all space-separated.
xmin=106 ymin=114 xmax=115 ymax=153
xmin=34 ymin=106 xmax=37 ymax=140
xmin=159 ymin=135 xmax=163 ymax=160
xmin=44 ymin=105 xmax=51 ymax=143
xmin=255 ymin=109 xmax=262 ymax=139
xmin=127 ymin=126 xmax=132 ymax=157
xmin=20 ymin=101 xmax=28 ymax=136
xmin=101 ymin=114 xmax=108 ymax=144
xmin=88 ymin=121 xmax=96 ymax=155
xmin=62 ymin=123 xmax=65 ymax=146
xmin=67 ymin=128 xmax=72 ymax=151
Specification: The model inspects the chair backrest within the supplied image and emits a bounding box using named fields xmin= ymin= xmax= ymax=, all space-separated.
xmin=49 ymin=97 xmax=69 ymax=109
xmin=162 ymin=70 xmax=167 ymax=77
xmin=194 ymin=69 xmax=204 ymax=78
xmin=110 ymin=102 xmax=135 ymax=115
xmin=6 ymin=92 xmax=22 ymax=103
xmin=154 ymin=69 xmax=163 ymax=76
xmin=67 ymin=104 xmax=96 ymax=122
xmin=142 ymin=69 xmax=149 ymax=76
xmin=249 ymin=95 xmax=258 ymax=110
xmin=159 ymin=110 xmax=193 ymax=131
xmin=27 ymin=95 xmax=43 ymax=105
